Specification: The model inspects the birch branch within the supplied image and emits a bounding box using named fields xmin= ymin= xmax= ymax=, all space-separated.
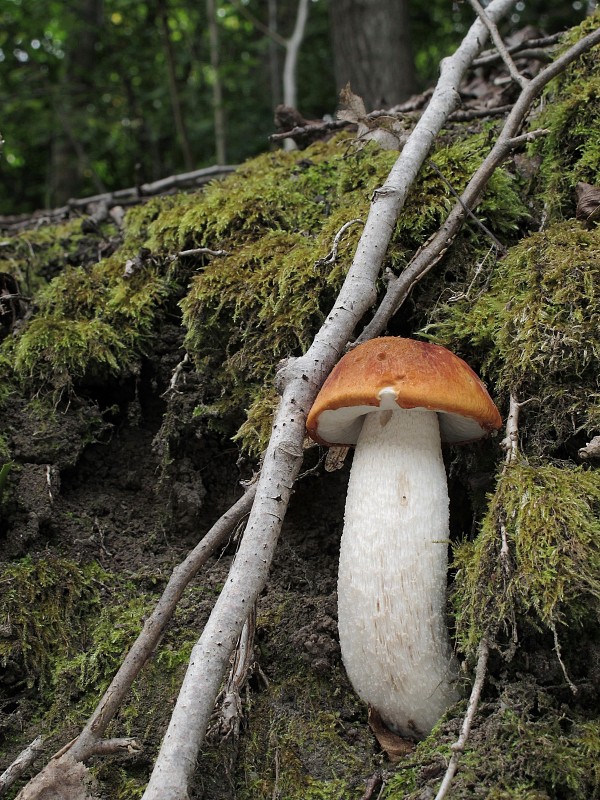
xmin=0 ymin=737 xmax=44 ymax=796
xmin=467 ymin=0 xmax=529 ymax=88
xmin=141 ymin=3 xmax=518 ymax=798
xmin=356 ymin=25 xmax=600 ymax=344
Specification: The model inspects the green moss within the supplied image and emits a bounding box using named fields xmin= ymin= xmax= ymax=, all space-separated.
xmin=452 ymin=462 xmax=600 ymax=658
xmin=177 ymin=133 xmax=525 ymax=455
xmin=531 ymin=12 xmax=600 ymax=219
xmin=426 ymin=221 xmax=600 ymax=453
xmin=6 ymin=253 xmax=175 ymax=394
xmin=0 ymin=556 xmax=106 ymax=689
xmin=382 ymin=682 xmax=600 ymax=799
xmin=51 ymin=593 xmax=154 ymax=721
xmin=0 ymin=219 xmax=100 ymax=295
xmin=92 ymin=766 xmax=146 ymax=800
xmin=236 ymin=679 xmax=369 ymax=800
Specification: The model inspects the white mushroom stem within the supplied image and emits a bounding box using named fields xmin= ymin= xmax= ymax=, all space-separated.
xmin=337 ymin=404 xmax=460 ymax=739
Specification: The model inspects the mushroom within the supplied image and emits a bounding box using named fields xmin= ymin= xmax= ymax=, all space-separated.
xmin=306 ymin=337 xmax=501 ymax=739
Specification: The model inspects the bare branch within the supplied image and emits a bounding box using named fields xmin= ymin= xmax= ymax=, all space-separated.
xmin=87 ymin=738 xmax=142 ymax=757
xmin=314 ymin=219 xmax=364 ymax=268
xmin=174 ymin=247 xmax=228 ymax=258
xmin=579 ymin=435 xmax=600 ymax=460
xmin=501 ymin=393 xmax=521 ymax=464
xmin=467 ymin=0 xmax=529 ymax=88
xmin=426 ymin=160 xmax=506 ymax=253
xmin=0 ymin=736 xmax=44 ymax=796
xmin=474 ymin=32 xmax=563 ymax=66
xmin=67 ymin=483 xmax=257 ymax=764
xmin=433 ymin=639 xmax=490 ymax=800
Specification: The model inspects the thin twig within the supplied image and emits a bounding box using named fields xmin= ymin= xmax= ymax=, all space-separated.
xmin=208 ymin=603 xmax=257 ymax=742
xmin=161 ymin=352 xmax=191 ymax=397
xmin=474 ymin=32 xmax=563 ymax=66
xmin=550 ymin=621 xmax=578 ymax=695
xmin=314 ymin=219 xmax=364 ymax=267
xmin=467 ymin=0 xmax=529 ymax=88
xmin=427 ymin=160 xmax=506 ymax=253
xmin=172 ymin=247 xmax=228 ymax=259
xmin=433 ymin=639 xmax=489 ymax=800
xmin=501 ymin=393 xmax=521 ymax=464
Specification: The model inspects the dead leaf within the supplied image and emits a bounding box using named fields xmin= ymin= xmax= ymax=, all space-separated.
xmin=337 ymin=85 xmax=407 ymax=151
xmin=368 ymin=707 xmax=416 ymax=762
xmin=575 ymin=182 xmax=600 ymax=227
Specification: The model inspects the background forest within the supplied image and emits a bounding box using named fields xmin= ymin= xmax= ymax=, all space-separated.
xmin=0 ymin=0 xmax=593 ymax=214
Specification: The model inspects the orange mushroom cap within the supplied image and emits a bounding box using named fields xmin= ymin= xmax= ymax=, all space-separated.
xmin=306 ymin=337 xmax=502 ymax=446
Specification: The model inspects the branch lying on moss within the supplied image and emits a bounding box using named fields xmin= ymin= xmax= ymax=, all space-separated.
xmin=62 ymin=483 xmax=256 ymax=766
xmin=356 ymin=25 xmax=600 ymax=343
xmin=0 ymin=165 xmax=239 ymax=233
xmin=579 ymin=435 xmax=600 ymax=460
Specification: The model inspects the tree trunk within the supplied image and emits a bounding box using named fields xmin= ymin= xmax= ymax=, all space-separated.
xmin=157 ymin=0 xmax=194 ymax=171
xmin=206 ymin=0 xmax=227 ymax=165
xmin=49 ymin=0 xmax=105 ymax=206
xmin=328 ymin=0 xmax=417 ymax=111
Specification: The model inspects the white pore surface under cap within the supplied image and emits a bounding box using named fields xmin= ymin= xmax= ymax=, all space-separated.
xmin=315 ymin=386 xmax=488 ymax=446
xmin=337 ymin=405 xmax=460 ymax=739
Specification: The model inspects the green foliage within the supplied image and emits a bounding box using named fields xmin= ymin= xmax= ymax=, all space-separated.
xmin=452 ymin=463 xmax=600 ymax=658
xmin=6 ymin=249 xmax=175 ymax=395
xmin=532 ymin=12 xmax=600 ymax=219
xmin=383 ymin=681 xmax=600 ymax=799
xmin=0 ymin=0 xmax=335 ymax=212
xmin=0 ymin=556 xmax=105 ymax=689
xmin=426 ymin=221 xmax=600 ymax=453
xmin=174 ymin=134 xmax=525 ymax=454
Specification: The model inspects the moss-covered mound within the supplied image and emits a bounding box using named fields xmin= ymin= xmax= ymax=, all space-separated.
xmin=0 ymin=11 xmax=599 ymax=800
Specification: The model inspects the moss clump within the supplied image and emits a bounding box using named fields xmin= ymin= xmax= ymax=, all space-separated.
xmin=50 ymin=593 xmax=154 ymax=723
xmin=531 ymin=12 xmax=600 ymax=219
xmin=6 ymin=248 xmax=176 ymax=396
xmin=177 ymin=133 xmax=525 ymax=455
xmin=383 ymin=680 xmax=600 ymax=799
xmin=0 ymin=555 xmax=106 ymax=689
xmin=0 ymin=219 xmax=107 ymax=294
xmin=452 ymin=462 xmax=600 ymax=658
xmin=427 ymin=221 xmax=600 ymax=454
xmin=238 ymin=688 xmax=367 ymax=800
